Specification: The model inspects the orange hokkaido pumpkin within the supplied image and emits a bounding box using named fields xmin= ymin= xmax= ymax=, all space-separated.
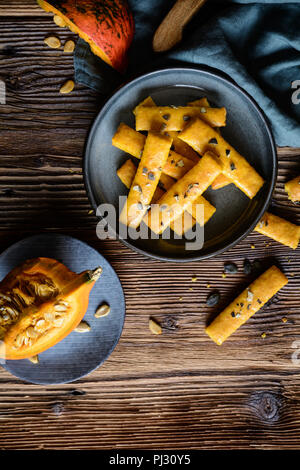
xmin=37 ymin=0 xmax=134 ymax=73
xmin=0 ymin=257 xmax=102 ymax=360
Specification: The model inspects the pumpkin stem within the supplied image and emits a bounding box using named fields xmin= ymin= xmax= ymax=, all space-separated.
xmin=86 ymin=267 xmax=103 ymax=283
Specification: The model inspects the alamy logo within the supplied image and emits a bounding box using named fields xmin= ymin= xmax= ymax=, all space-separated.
xmin=291 ymin=80 xmax=300 ymax=105
xmin=0 ymin=79 xmax=6 ymax=104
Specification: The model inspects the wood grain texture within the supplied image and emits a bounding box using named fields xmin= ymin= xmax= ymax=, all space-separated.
xmin=0 ymin=7 xmax=300 ymax=450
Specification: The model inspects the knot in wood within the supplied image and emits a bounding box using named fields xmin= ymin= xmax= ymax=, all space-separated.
xmin=249 ymin=392 xmax=282 ymax=423
xmin=52 ymin=402 xmax=64 ymax=417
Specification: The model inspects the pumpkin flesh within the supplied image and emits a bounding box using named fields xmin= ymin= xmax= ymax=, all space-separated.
xmin=37 ymin=0 xmax=134 ymax=73
xmin=0 ymin=258 xmax=102 ymax=360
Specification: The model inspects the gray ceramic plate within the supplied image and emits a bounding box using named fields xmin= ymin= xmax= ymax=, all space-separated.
xmin=84 ymin=67 xmax=276 ymax=261
xmin=0 ymin=234 xmax=125 ymax=385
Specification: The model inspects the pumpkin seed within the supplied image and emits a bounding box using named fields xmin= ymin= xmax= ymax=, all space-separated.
xmin=36 ymin=319 xmax=46 ymax=330
xmin=53 ymin=316 xmax=64 ymax=327
xmin=44 ymin=312 xmax=55 ymax=322
xmin=53 ymin=15 xmax=67 ymax=27
xmin=246 ymin=288 xmax=254 ymax=302
xmin=60 ymin=80 xmax=75 ymax=94
xmin=176 ymin=160 xmax=184 ymax=168
xmin=75 ymin=321 xmax=91 ymax=333
xmin=94 ymin=303 xmax=110 ymax=318
xmin=28 ymin=355 xmax=39 ymax=364
xmin=26 ymin=326 xmax=38 ymax=339
xmin=224 ymin=262 xmax=238 ymax=274
xmin=14 ymin=334 xmax=24 ymax=348
xmin=44 ymin=36 xmax=61 ymax=49
xmin=64 ymin=40 xmax=75 ymax=53
xmin=54 ymin=304 xmax=67 ymax=312
xmin=243 ymin=259 xmax=252 ymax=275
xmin=206 ymin=291 xmax=220 ymax=307
xmin=149 ymin=318 xmax=162 ymax=335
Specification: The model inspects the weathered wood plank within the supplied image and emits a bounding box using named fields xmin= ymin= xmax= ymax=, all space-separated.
xmin=0 ymin=1 xmax=48 ymax=17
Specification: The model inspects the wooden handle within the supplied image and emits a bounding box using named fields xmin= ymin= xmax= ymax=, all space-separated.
xmin=153 ymin=0 xmax=208 ymax=53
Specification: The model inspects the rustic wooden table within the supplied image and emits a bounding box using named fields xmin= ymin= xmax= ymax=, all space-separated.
xmin=0 ymin=0 xmax=300 ymax=451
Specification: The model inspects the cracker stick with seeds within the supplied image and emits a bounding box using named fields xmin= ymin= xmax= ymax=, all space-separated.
xmin=146 ymin=151 xmax=222 ymax=234
xmin=112 ymin=123 xmax=195 ymax=179
xmin=117 ymin=159 xmax=216 ymax=231
xmin=205 ymin=265 xmax=288 ymax=345
xmin=285 ymin=175 xmax=300 ymax=203
xmin=254 ymin=212 xmax=300 ymax=249
xmin=135 ymin=106 xmax=226 ymax=132
xmin=179 ymin=118 xmax=264 ymax=199
xmin=119 ymin=132 xmax=172 ymax=229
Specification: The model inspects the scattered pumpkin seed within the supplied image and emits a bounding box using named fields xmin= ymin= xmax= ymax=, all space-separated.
xmin=94 ymin=303 xmax=110 ymax=318
xmin=206 ymin=291 xmax=220 ymax=307
xmin=75 ymin=321 xmax=91 ymax=333
xmin=64 ymin=40 xmax=75 ymax=53
xmin=149 ymin=318 xmax=162 ymax=335
xmin=177 ymin=160 xmax=184 ymax=168
xmin=53 ymin=15 xmax=67 ymax=27
xmin=224 ymin=262 xmax=238 ymax=274
xmin=28 ymin=355 xmax=39 ymax=364
xmin=282 ymin=317 xmax=288 ymax=323
xmin=60 ymin=80 xmax=75 ymax=94
xmin=261 ymin=332 xmax=266 ymax=339
xmin=44 ymin=36 xmax=61 ymax=49
xmin=59 ymin=80 xmax=75 ymax=94
xmin=200 ymin=107 xmax=207 ymax=113
xmin=191 ymin=276 xmax=197 ymax=282
xmin=251 ymin=244 xmax=255 ymax=249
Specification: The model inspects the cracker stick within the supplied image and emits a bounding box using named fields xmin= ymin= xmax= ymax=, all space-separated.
xmin=211 ymin=174 xmax=233 ymax=190
xmin=112 ymin=123 xmax=194 ymax=179
xmin=146 ymin=152 xmax=222 ymax=234
xmin=119 ymin=132 xmax=172 ymax=229
xmin=179 ymin=118 xmax=264 ymax=199
xmin=285 ymin=175 xmax=300 ymax=203
xmin=254 ymin=212 xmax=300 ymax=249
xmin=205 ymin=265 xmax=288 ymax=345
xmin=135 ymin=106 xmax=226 ymax=132
xmin=117 ymin=160 xmax=215 ymax=228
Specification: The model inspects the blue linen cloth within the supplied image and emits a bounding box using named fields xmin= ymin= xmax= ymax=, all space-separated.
xmin=74 ymin=0 xmax=300 ymax=146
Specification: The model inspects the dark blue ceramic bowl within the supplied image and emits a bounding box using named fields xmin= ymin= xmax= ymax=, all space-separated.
xmin=84 ymin=67 xmax=276 ymax=261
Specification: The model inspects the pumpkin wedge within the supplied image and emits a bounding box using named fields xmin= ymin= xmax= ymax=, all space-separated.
xmin=0 ymin=257 xmax=102 ymax=360
xmin=37 ymin=0 xmax=134 ymax=73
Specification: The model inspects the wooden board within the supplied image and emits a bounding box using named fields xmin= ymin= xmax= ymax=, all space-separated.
xmin=0 ymin=2 xmax=300 ymax=450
